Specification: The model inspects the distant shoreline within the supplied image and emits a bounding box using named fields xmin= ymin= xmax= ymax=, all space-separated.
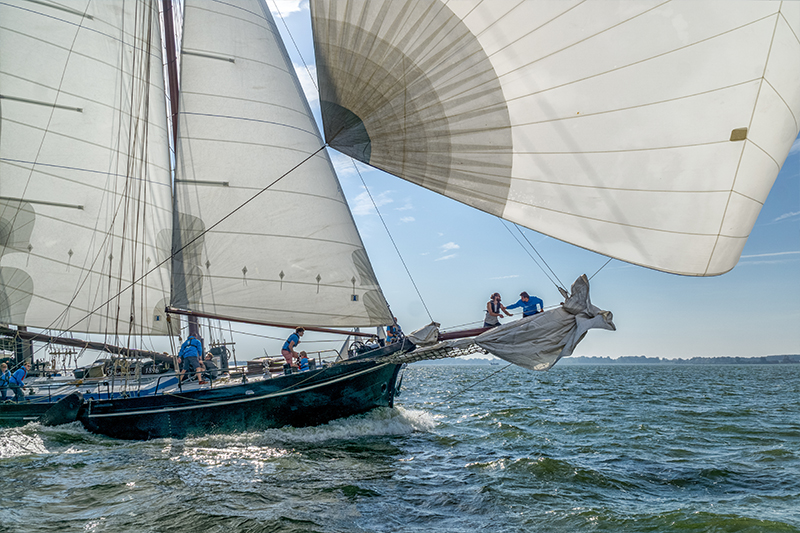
xmin=415 ymin=354 xmax=800 ymax=365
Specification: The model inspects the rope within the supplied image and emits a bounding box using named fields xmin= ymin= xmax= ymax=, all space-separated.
xmin=589 ymin=257 xmax=614 ymax=280
xmin=442 ymin=363 xmax=513 ymax=402
xmin=500 ymin=219 xmax=565 ymax=291
xmin=352 ymin=160 xmax=434 ymax=323
xmin=269 ymin=0 xmax=317 ymax=92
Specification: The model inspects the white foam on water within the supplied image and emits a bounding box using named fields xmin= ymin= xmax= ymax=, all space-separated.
xmin=186 ymin=406 xmax=438 ymax=448
xmin=0 ymin=424 xmax=48 ymax=458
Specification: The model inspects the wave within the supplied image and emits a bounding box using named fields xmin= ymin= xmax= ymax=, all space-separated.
xmin=184 ymin=406 xmax=437 ymax=449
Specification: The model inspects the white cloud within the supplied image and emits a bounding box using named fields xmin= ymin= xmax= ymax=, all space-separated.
xmin=400 ymin=216 xmax=415 ymax=223
xmin=351 ymin=189 xmax=393 ymax=216
xmin=440 ymin=242 xmax=459 ymax=252
xmin=435 ymin=254 xmax=457 ymax=261
xmin=773 ymin=211 xmax=800 ymax=222
xmin=267 ymin=0 xmax=306 ymax=19
xmin=395 ymin=201 xmax=414 ymax=211
xmin=490 ymin=275 xmax=520 ymax=280
xmin=294 ymin=63 xmax=318 ymax=105
xmin=740 ymin=251 xmax=800 ymax=259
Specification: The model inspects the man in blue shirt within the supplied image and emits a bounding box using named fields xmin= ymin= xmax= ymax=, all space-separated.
xmin=282 ymin=327 xmax=305 ymax=367
xmin=9 ymin=362 xmax=31 ymax=402
xmin=178 ymin=335 xmax=203 ymax=383
xmin=506 ymin=291 xmax=543 ymax=318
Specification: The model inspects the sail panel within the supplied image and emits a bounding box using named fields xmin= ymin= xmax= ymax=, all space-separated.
xmin=173 ymin=0 xmax=392 ymax=328
xmin=0 ymin=0 xmax=172 ymax=334
xmin=312 ymin=0 xmax=800 ymax=276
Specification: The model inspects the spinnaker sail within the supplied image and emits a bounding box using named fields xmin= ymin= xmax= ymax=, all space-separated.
xmin=311 ymin=0 xmax=800 ymax=276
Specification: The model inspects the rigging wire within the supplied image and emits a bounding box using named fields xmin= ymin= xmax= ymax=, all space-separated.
xmin=589 ymin=257 xmax=614 ymax=280
xmin=351 ymin=160 xmax=434 ymax=323
xmin=269 ymin=0 xmax=318 ymax=92
xmin=442 ymin=363 xmax=513 ymax=402
xmin=499 ymin=219 xmax=565 ymax=292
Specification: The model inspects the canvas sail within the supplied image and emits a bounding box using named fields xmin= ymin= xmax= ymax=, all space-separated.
xmin=172 ymin=0 xmax=392 ymax=328
xmin=0 ymin=0 xmax=173 ymax=335
xmin=311 ymin=0 xmax=800 ymax=277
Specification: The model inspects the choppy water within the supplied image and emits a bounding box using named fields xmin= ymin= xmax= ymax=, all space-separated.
xmin=1 ymin=364 xmax=798 ymax=532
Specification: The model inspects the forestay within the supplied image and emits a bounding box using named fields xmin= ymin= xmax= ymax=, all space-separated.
xmin=0 ymin=1 xmax=172 ymax=334
xmin=311 ymin=0 xmax=800 ymax=276
xmin=172 ymin=0 xmax=392 ymax=327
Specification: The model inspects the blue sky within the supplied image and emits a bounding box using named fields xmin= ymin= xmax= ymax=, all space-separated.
xmin=265 ymin=1 xmax=800 ymax=360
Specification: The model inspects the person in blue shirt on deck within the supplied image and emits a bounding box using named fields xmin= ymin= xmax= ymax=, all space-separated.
xmin=282 ymin=327 xmax=304 ymax=367
xmin=178 ymin=335 xmax=203 ymax=384
xmin=0 ymin=363 xmax=11 ymax=401
xmin=386 ymin=318 xmax=403 ymax=343
xmin=506 ymin=291 xmax=543 ymax=318
xmin=298 ymin=351 xmax=310 ymax=372
xmin=9 ymin=362 xmax=31 ymax=402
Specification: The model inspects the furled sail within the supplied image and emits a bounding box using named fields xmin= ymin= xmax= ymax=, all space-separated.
xmin=311 ymin=1 xmax=800 ymax=276
xmin=172 ymin=0 xmax=392 ymax=328
xmin=0 ymin=0 xmax=172 ymax=334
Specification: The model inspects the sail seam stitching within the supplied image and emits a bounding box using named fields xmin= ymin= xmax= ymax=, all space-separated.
xmin=500 ymin=11 xmax=778 ymax=104
xmin=504 ymin=199 xmax=751 ymax=239
xmin=704 ymin=11 xmax=782 ymax=275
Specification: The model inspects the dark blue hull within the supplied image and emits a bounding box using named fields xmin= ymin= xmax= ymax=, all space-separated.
xmin=0 ymin=392 xmax=84 ymax=427
xmin=79 ymin=360 xmax=404 ymax=440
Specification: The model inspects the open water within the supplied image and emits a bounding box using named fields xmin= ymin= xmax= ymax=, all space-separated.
xmin=1 ymin=364 xmax=798 ymax=533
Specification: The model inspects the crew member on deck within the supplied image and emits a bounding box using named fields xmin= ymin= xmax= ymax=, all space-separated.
xmin=484 ymin=293 xmax=512 ymax=328
xmin=0 ymin=363 xmax=11 ymax=401
xmin=506 ymin=291 xmax=544 ymax=318
xmin=9 ymin=362 xmax=30 ymax=402
xmin=386 ymin=318 xmax=403 ymax=343
xmin=202 ymin=353 xmax=219 ymax=381
xmin=178 ymin=335 xmax=203 ymax=384
xmin=282 ymin=327 xmax=304 ymax=366
xmin=297 ymin=351 xmax=310 ymax=372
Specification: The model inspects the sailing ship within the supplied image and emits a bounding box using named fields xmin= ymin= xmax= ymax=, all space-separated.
xmin=1 ymin=1 xmax=798 ymax=439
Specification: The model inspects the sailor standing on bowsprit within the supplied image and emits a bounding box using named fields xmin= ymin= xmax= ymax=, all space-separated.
xmin=506 ymin=291 xmax=544 ymax=318
xmin=484 ymin=293 xmax=512 ymax=328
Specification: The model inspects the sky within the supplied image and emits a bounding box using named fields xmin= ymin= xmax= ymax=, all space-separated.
xmin=258 ymin=1 xmax=800 ymax=361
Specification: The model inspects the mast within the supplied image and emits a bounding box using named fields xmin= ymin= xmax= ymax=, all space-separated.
xmin=162 ymin=0 xmax=180 ymax=146
xmin=162 ymin=0 xmax=200 ymax=342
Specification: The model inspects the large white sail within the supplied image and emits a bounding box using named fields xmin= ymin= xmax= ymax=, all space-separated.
xmin=173 ymin=0 xmax=392 ymax=327
xmin=311 ymin=1 xmax=800 ymax=276
xmin=0 ymin=0 xmax=173 ymax=335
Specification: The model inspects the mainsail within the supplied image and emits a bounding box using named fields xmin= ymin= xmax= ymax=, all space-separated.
xmin=311 ymin=1 xmax=800 ymax=277
xmin=172 ymin=0 xmax=393 ymax=328
xmin=0 ymin=1 xmax=172 ymax=335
